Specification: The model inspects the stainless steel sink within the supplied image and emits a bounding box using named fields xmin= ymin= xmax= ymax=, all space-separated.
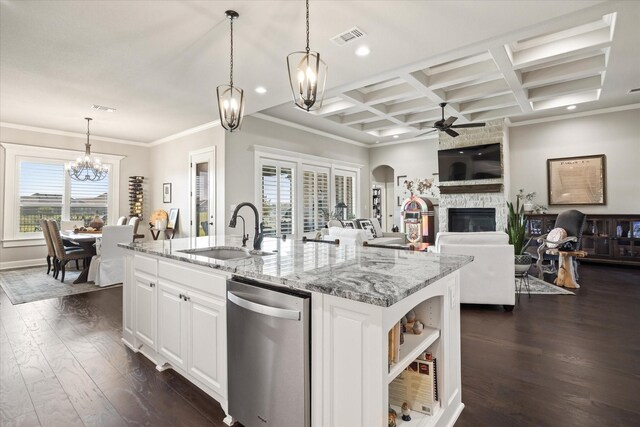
xmin=179 ymin=247 xmax=251 ymax=261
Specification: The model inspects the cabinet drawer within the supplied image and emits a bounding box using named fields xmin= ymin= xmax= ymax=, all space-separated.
xmin=158 ymin=260 xmax=227 ymax=298
xmin=135 ymin=254 xmax=157 ymax=276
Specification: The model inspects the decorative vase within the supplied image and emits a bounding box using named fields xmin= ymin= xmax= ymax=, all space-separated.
xmin=523 ymin=202 xmax=534 ymax=213
xmin=412 ymin=321 xmax=424 ymax=335
xmin=515 ymin=253 xmax=532 ymax=274
xmin=89 ymin=216 xmax=104 ymax=230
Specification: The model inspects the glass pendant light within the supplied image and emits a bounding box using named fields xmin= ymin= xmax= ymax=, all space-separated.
xmin=217 ymin=10 xmax=245 ymax=132
xmin=287 ymin=0 xmax=327 ymax=112
xmin=67 ymin=118 xmax=108 ymax=182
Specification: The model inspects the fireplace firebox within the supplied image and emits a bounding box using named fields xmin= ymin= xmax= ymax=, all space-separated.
xmin=448 ymin=208 xmax=496 ymax=232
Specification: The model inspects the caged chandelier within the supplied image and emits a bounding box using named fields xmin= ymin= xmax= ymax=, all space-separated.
xmin=286 ymin=0 xmax=327 ymax=112
xmin=217 ymin=10 xmax=245 ymax=132
xmin=67 ymin=118 xmax=108 ymax=182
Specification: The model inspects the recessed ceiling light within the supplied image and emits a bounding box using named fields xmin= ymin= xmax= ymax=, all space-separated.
xmin=393 ymin=135 xmax=399 ymax=139
xmin=375 ymin=140 xmax=380 ymax=144
xmin=355 ymin=46 xmax=370 ymax=57
xmin=566 ymin=105 xmax=577 ymax=110
xmin=255 ymin=86 xmax=267 ymax=94
xmin=459 ymin=151 xmax=464 ymax=154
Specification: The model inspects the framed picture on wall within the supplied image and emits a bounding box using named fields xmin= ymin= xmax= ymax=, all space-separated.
xmin=163 ymin=183 xmax=172 ymax=203
xmin=547 ymin=154 xmax=606 ymax=205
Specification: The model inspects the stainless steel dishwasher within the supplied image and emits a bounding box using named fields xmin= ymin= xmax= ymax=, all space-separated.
xmin=227 ymin=278 xmax=310 ymax=427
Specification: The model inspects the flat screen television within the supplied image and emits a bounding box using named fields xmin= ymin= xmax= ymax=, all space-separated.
xmin=437 ymin=143 xmax=502 ymax=182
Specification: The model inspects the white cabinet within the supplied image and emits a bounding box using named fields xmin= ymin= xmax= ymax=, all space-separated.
xmin=158 ymin=280 xmax=188 ymax=370
xmin=316 ymin=271 xmax=462 ymax=427
xmin=122 ymin=254 xmax=135 ymax=347
xmin=187 ymin=289 xmax=226 ymax=397
xmin=123 ymin=254 xmax=231 ymax=421
xmin=134 ymin=271 xmax=157 ymax=350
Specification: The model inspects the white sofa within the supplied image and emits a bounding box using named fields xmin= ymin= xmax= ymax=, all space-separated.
xmin=435 ymin=231 xmax=515 ymax=309
xmin=321 ymin=218 xmax=406 ymax=246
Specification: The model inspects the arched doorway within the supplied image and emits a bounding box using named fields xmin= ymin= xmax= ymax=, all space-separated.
xmin=371 ymin=165 xmax=395 ymax=232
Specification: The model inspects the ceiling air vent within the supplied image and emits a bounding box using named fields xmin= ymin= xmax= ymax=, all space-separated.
xmin=628 ymin=88 xmax=640 ymax=94
xmin=91 ymin=104 xmax=116 ymax=112
xmin=330 ymin=27 xmax=367 ymax=46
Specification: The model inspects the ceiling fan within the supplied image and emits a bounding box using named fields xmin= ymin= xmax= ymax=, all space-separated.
xmin=418 ymin=102 xmax=485 ymax=138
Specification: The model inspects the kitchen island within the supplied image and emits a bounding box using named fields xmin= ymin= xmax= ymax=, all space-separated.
xmin=120 ymin=236 xmax=472 ymax=427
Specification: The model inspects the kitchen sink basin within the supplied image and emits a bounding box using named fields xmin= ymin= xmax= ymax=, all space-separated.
xmin=179 ymin=247 xmax=251 ymax=261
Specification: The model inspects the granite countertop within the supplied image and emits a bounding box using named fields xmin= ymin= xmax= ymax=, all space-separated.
xmin=119 ymin=236 xmax=473 ymax=307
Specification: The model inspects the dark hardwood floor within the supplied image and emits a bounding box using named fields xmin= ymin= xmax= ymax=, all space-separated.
xmin=1 ymin=264 xmax=639 ymax=426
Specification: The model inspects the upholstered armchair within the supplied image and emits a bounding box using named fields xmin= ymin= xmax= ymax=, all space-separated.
xmin=536 ymin=209 xmax=587 ymax=279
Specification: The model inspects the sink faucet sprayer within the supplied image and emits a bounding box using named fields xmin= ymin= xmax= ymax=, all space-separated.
xmin=229 ymin=202 xmax=264 ymax=250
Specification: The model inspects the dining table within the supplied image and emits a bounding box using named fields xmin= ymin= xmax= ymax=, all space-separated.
xmin=60 ymin=230 xmax=102 ymax=284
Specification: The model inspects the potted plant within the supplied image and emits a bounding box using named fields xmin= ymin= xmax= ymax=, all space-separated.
xmin=517 ymin=188 xmax=536 ymax=213
xmin=506 ymin=194 xmax=533 ymax=274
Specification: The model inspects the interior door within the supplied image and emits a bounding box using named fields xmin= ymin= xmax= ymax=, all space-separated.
xmin=190 ymin=149 xmax=215 ymax=237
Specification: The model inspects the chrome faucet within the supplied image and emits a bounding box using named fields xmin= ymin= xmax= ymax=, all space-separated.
xmin=229 ymin=202 xmax=264 ymax=250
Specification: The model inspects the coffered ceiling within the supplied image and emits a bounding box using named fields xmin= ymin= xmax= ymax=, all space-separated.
xmin=1 ymin=1 xmax=638 ymax=144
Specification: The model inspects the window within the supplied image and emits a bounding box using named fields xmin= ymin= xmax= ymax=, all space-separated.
xmin=335 ymin=170 xmax=357 ymax=220
xmin=302 ymin=167 xmax=329 ymax=233
xmin=260 ymin=161 xmax=295 ymax=236
xmin=18 ymin=162 xmax=65 ymax=233
xmin=256 ymin=147 xmax=360 ymax=238
xmin=2 ymin=143 xmax=122 ymax=243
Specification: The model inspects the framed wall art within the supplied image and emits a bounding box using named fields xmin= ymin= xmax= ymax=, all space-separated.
xmin=167 ymin=208 xmax=179 ymax=230
xmin=163 ymin=183 xmax=172 ymax=203
xmin=547 ymin=154 xmax=606 ymax=205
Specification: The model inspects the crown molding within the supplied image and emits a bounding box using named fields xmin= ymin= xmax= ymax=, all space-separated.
xmin=0 ymin=122 xmax=148 ymax=146
xmin=251 ymin=113 xmax=370 ymax=148
xmin=507 ymin=103 xmax=640 ymax=127
xmin=148 ymin=120 xmax=221 ymax=146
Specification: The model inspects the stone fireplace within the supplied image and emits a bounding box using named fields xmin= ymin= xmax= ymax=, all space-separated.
xmin=437 ymin=119 xmax=509 ymax=232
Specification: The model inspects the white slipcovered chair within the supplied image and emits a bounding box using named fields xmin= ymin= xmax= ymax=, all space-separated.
xmin=116 ymin=216 xmax=128 ymax=225
xmin=88 ymin=225 xmax=133 ymax=287
xmin=435 ymin=231 xmax=515 ymax=310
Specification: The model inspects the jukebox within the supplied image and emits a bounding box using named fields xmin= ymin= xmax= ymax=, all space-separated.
xmin=400 ymin=195 xmax=435 ymax=244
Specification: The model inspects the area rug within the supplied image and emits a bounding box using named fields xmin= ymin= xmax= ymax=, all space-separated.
xmin=0 ymin=267 xmax=121 ymax=305
xmin=516 ymin=275 xmax=575 ymax=295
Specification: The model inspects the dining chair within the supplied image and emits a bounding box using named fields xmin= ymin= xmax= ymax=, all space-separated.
xmin=40 ymin=219 xmax=57 ymax=275
xmin=47 ymin=220 xmax=91 ymax=283
xmin=88 ymin=225 xmax=133 ymax=286
xmin=116 ymin=216 xmax=128 ymax=225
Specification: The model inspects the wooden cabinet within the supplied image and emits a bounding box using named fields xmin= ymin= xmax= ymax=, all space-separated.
xmin=526 ymin=213 xmax=640 ymax=266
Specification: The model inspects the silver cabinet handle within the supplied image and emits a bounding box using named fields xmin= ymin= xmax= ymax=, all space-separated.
xmin=149 ymin=282 xmax=155 ymax=288
xmin=179 ymin=293 xmax=183 ymax=299
xmin=227 ymin=291 xmax=300 ymax=321
xmin=183 ymin=295 xmax=190 ymax=301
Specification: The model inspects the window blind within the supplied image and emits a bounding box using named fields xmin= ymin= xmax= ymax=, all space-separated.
xmin=70 ymin=172 xmax=109 ymax=224
xmin=260 ymin=163 xmax=295 ymax=236
xmin=18 ymin=162 xmax=64 ymax=232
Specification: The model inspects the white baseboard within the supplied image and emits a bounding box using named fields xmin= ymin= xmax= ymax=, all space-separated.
xmin=0 ymin=258 xmax=47 ymax=271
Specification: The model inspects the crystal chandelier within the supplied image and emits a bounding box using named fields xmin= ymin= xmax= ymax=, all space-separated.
xmin=67 ymin=118 xmax=108 ymax=182
xmin=286 ymin=0 xmax=327 ymax=112
xmin=217 ymin=10 xmax=245 ymax=132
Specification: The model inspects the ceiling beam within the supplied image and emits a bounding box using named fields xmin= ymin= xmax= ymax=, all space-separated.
xmin=489 ymin=46 xmax=534 ymax=114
